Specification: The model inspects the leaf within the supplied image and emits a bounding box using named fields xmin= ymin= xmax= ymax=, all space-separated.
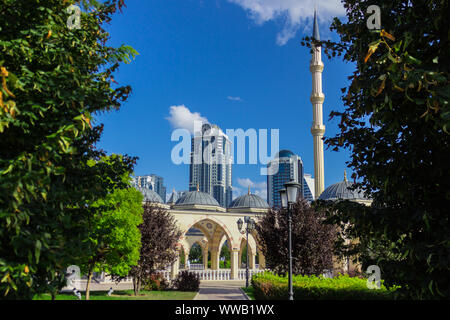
xmin=375 ymin=77 xmax=386 ymax=96
xmin=380 ymin=29 xmax=395 ymax=41
xmin=393 ymin=85 xmax=404 ymax=92
xmin=35 ymin=240 xmax=42 ymax=263
xmin=1 ymin=273 xmax=9 ymax=283
xmin=364 ymin=41 xmax=381 ymax=63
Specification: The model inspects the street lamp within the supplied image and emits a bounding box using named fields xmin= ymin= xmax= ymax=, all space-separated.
xmin=237 ymin=216 xmax=255 ymax=288
xmin=279 ymin=179 xmax=301 ymax=301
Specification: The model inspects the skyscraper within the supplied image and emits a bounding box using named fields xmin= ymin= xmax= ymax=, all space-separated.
xmin=303 ymin=173 xmax=315 ymax=202
xmin=266 ymin=150 xmax=304 ymax=208
xmin=189 ymin=123 xmax=233 ymax=207
xmin=132 ymin=174 xmax=166 ymax=203
xmin=310 ymin=9 xmax=326 ymax=199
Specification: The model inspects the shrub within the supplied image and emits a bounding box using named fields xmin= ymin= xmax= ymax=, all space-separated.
xmin=142 ymin=273 xmax=169 ymax=291
xmin=251 ymin=272 xmax=399 ymax=300
xmin=173 ymin=271 xmax=200 ymax=291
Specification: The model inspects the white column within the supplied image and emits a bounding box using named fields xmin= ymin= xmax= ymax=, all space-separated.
xmin=230 ymin=249 xmax=239 ymax=280
xmin=171 ymin=254 xmax=180 ymax=280
xmin=249 ymin=253 xmax=256 ymax=270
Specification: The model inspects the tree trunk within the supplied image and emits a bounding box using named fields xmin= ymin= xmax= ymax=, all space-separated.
xmin=85 ymin=268 xmax=93 ymax=300
xmin=133 ymin=276 xmax=138 ymax=296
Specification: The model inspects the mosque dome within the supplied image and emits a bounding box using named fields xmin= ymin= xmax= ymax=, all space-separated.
xmin=229 ymin=194 xmax=269 ymax=209
xmin=318 ymin=172 xmax=368 ymax=201
xmin=174 ymin=191 xmax=221 ymax=207
xmin=136 ymin=187 xmax=164 ymax=203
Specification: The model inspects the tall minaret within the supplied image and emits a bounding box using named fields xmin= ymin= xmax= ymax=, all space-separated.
xmin=310 ymin=9 xmax=325 ymax=199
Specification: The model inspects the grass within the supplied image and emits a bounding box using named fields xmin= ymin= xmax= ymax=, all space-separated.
xmin=241 ymin=287 xmax=255 ymax=300
xmin=33 ymin=289 xmax=197 ymax=300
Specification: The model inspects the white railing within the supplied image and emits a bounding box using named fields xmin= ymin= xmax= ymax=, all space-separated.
xmin=74 ymin=269 xmax=268 ymax=286
xmin=187 ymin=263 xmax=205 ymax=270
xmin=184 ymin=269 xmax=267 ymax=281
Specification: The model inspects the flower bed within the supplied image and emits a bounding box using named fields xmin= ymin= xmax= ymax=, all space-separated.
xmin=251 ymin=272 xmax=398 ymax=300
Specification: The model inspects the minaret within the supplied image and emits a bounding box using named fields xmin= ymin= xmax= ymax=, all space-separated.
xmin=310 ymin=9 xmax=325 ymax=199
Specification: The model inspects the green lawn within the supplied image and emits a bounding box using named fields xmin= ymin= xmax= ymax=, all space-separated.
xmin=241 ymin=287 xmax=255 ymax=300
xmin=33 ymin=289 xmax=197 ymax=300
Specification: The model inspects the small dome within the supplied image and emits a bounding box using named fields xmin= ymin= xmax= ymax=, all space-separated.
xmin=276 ymin=149 xmax=295 ymax=158
xmin=174 ymin=191 xmax=221 ymax=207
xmin=136 ymin=187 xmax=164 ymax=203
xmin=230 ymin=194 xmax=269 ymax=209
xmin=318 ymin=180 xmax=367 ymax=201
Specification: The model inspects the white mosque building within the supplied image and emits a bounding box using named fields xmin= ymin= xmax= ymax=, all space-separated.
xmin=139 ymin=186 xmax=269 ymax=280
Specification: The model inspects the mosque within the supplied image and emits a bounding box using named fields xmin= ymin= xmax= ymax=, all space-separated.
xmin=135 ymin=10 xmax=370 ymax=280
xmin=137 ymin=186 xmax=269 ymax=280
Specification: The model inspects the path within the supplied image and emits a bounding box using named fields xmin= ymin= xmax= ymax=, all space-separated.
xmin=194 ymin=280 xmax=248 ymax=300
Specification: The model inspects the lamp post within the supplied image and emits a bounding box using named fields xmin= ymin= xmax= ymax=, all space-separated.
xmin=279 ymin=179 xmax=301 ymax=301
xmin=237 ymin=216 xmax=255 ymax=288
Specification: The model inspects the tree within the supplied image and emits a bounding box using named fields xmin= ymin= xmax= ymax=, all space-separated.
xmin=0 ymin=0 xmax=137 ymax=299
xmin=130 ymin=203 xmax=181 ymax=296
xmin=80 ymin=175 xmax=143 ymax=300
xmin=255 ymin=199 xmax=335 ymax=276
xmin=302 ymin=0 xmax=449 ymax=299
xmin=189 ymin=243 xmax=203 ymax=263
xmin=218 ymin=242 xmax=230 ymax=269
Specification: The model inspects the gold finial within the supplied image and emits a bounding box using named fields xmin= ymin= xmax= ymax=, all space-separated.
xmin=196 ymin=183 xmax=199 ymax=192
xmin=248 ymin=185 xmax=251 ymax=195
xmin=344 ymin=170 xmax=347 ymax=182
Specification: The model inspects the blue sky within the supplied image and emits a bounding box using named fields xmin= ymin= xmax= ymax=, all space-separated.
xmin=95 ymin=0 xmax=354 ymax=200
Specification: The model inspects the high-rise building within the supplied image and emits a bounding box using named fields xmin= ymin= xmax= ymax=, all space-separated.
xmin=189 ymin=123 xmax=233 ymax=207
xmin=310 ymin=9 xmax=326 ymax=199
xmin=303 ymin=173 xmax=315 ymax=202
xmin=266 ymin=150 xmax=304 ymax=208
xmin=132 ymin=174 xmax=166 ymax=203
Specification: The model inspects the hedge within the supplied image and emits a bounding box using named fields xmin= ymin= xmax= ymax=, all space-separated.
xmin=251 ymin=272 xmax=399 ymax=300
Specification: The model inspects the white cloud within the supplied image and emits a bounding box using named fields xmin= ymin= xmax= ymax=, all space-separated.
xmin=235 ymin=178 xmax=267 ymax=200
xmin=166 ymin=105 xmax=209 ymax=134
xmin=227 ymin=96 xmax=243 ymax=102
xmin=227 ymin=0 xmax=345 ymax=45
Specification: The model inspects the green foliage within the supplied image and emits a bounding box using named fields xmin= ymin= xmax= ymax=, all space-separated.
xmin=240 ymin=245 xmax=247 ymax=265
xmin=188 ymin=243 xmax=203 ymax=263
xmin=173 ymin=271 xmax=200 ymax=292
xmin=81 ymin=178 xmax=144 ymax=279
xmin=302 ymin=0 xmax=449 ymax=299
xmin=251 ymin=272 xmax=398 ymax=300
xmin=0 ymin=0 xmax=137 ymax=299
xmin=220 ymin=241 xmax=230 ymax=261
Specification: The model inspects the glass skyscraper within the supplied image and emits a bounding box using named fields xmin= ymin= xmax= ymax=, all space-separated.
xmin=189 ymin=123 xmax=233 ymax=207
xmin=267 ymin=150 xmax=304 ymax=208
xmin=303 ymin=173 xmax=315 ymax=202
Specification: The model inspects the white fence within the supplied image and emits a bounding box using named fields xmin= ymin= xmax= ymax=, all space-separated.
xmin=180 ymin=269 xmax=267 ymax=281
xmin=75 ymin=269 xmax=267 ymax=286
xmin=187 ymin=263 xmax=205 ymax=270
